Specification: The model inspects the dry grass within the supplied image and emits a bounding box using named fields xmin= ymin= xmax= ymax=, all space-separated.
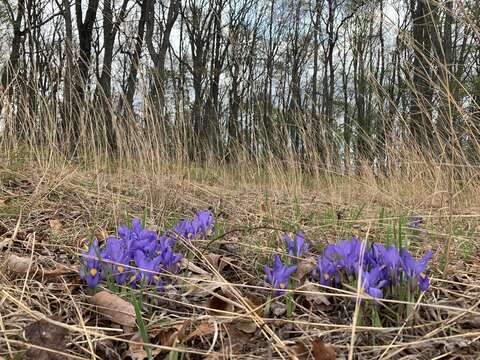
xmin=0 ymin=152 xmax=479 ymax=359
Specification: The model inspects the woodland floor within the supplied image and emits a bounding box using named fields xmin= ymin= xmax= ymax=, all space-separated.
xmin=1 ymin=159 xmax=480 ymax=359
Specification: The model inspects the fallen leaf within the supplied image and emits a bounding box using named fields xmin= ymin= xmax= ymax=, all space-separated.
xmin=183 ymin=274 xmax=223 ymax=297
xmin=128 ymin=332 xmax=167 ymax=360
xmin=205 ymin=253 xmax=222 ymax=267
xmin=42 ymin=266 xmax=75 ymax=277
xmin=207 ymin=291 xmax=235 ymax=315
xmin=24 ymin=317 xmax=69 ymax=360
xmin=244 ymin=293 xmax=264 ymax=317
xmin=128 ymin=333 xmax=148 ymax=360
xmin=89 ymin=291 xmax=136 ymax=328
xmin=6 ymin=254 xmax=35 ymax=274
xmin=233 ymin=320 xmax=257 ymax=334
xmin=219 ymin=242 xmax=241 ymax=254
xmin=128 ymin=340 xmax=147 ymax=359
xmin=5 ymin=255 xmax=73 ymax=278
xmin=301 ymin=280 xmax=331 ymax=306
xmin=184 ymin=321 xmax=216 ymax=342
xmin=181 ymin=258 xmax=209 ymax=275
xmin=49 ymin=219 xmax=62 ymax=232
xmin=125 ymin=323 xmax=185 ymax=360
xmin=312 ymin=340 xmax=336 ymax=360
xmin=290 ymin=341 xmax=308 ymax=358
xmin=205 ymin=254 xmax=233 ymax=273
xmin=152 ymin=324 xmax=183 ymax=347
xmin=224 ymin=324 xmax=253 ymax=354
xmin=260 ymin=203 xmax=267 ymax=213
xmin=295 ymin=256 xmax=316 ymax=281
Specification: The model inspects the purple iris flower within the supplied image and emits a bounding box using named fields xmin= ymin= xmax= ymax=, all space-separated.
xmin=366 ymin=243 xmax=386 ymax=267
xmin=324 ymin=237 xmax=362 ymax=276
xmin=264 ymin=255 xmax=297 ymax=294
xmin=159 ymin=246 xmax=183 ymax=273
xmin=174 ymin=219 xmax=194 ymax=239
xmin=191 ymin=210 xmax=214 ymax=237
xmin=401 ymin=249 xmax=433 ymax=291
xmin=323 ymin=243 xmax=340 ymax=262
xmin=283 ymin=235 xmax=295 ymax=255
xmin=80 ymin=239 xmax=102 ymax=288
xmin=366 ymin=243 xmax=401 ymax=284
xmin=383 ymin=246 xmax=401 ymax=278
xmin=283 ymin=231 xmax=309 ymax=258
xmin=158 ymin=234 xmax=176 ymax=252
xmin=316 ymin=255 xmax=338 ymax=286
xmin=133 ymin=250 xmax=162 ymax=285
xmin=118 ymin=218 xmax=157 ymax=253
xmin=118 ymin=218 xmax=145 ymax=240
xmin=173 ymin=210 xmax=215 ymax=240
xmin=103 ymin=236 xmax=131 ymax=285
xmin=384 ymin=246 xmax=401 ymax=269
xmin=362 ymin=266 xmax=388 ymax=299
xmin=79 ymin=215 xmax=194 ymax=289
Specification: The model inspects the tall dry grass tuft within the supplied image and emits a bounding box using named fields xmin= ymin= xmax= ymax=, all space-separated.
xmin=0 ymin=2 xmax=478 ymax=215
xmin=1 ymin=96 xmax=479 ymax=212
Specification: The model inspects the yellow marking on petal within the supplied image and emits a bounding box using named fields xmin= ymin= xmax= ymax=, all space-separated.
xmin=420 ymin=272 xmax=426 ymax=279
xmin=279 ymin=283 xmax=286 ymax=289
xmin=324 ymin=273 xmax=330 ymax=281
xmin=117 ymin=265 xmax=124 ymax=273
xmin=90 ymin=268 xmax=97 ymax=277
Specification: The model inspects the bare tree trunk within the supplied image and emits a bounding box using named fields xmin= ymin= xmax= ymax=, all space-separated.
xmin=95 ymin=0 xmax=128 ymax=151
xmin=205 ymin=0 xmax=227 ymax=156
xmin=182 ymin=0 xmax=215 ymax=159
xmin=341 ymin=47 xmax=352 ymax=174
xmin=1 ymin=0 xmax=26 ymax=122
xmin=75 ymin=0 xmax=100 ymax=99
xmin=61 ymin=0 xmax=74 ymax=145
xmin=123 ymin=0 xmax=150 ymax=116
xmin=410 ymin=0 xmax=434 ymax=148
xmin=263 ymin=0 xmax=275 ymax=152
xmin=146 ymin=0 xmax=180 ymax=122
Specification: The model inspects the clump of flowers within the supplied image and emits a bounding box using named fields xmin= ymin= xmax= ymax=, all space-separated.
xmin=283 ymin=231 xmax=309 ymax=258
xmin=264 ymin=255 xmax=297 ymax=294
xmin=263 ymin=232 xmax=433 ymax=301
xmin=316 ymin=236 xmax=433 ymax=299
xmin=173 ymin=209 xmax=214 ymax=240
xmin=79 ymin=211 xmax=214 ymax=289
xmin=263 ymin=231 xmax=310 ymax=293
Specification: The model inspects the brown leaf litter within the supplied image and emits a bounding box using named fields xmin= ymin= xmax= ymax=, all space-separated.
xmin=23 ymin=317 xmax=70 ymax=360
xmin=89 ymin=290 xmax=136 ymax=328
